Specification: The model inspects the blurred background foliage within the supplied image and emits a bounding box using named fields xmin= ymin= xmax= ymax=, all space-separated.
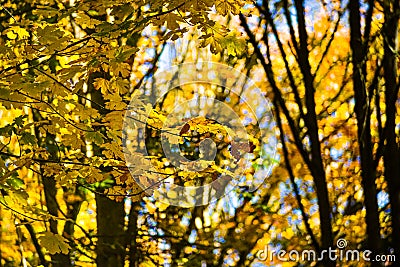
xmin=0 ymin=0 xmax=399 ymax=266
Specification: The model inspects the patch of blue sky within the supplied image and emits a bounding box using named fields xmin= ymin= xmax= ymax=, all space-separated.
xmin=144 ymin=46 xmax=157 ymax=61
xmin=213 ymin=248 xmax=221 ymax=257
xmin=239 ymin=94 xmax=248 ymax=105
xmin=148 ymin=227 xmax=157 ymax=236
xmin=377 ymin=191 xmax=389 ymax=209
xmin=224 ymin=255 xmax=236 ymax=266
xmin=188 ymin=229 xmax=197 ymax=244
xmin=242 ymin=116 xmax=254 ymax=126
xmin=309 ymin=203 xmax=319 ymax=215
xmin=146 ymin=215 xmax=157 ymax=227
xmin=180 ymin=214 xmax=191 ymax=227
xmin=250 ymin=194 xmax=260 ymax=204
xmin=256 ymin=105 xmax=268 ymax=119
xmin=214 ymin=230 xmax=226 ymax=244
xmin=157 ymin=228 xmax=165 ymax=236
xmin=330 ymin=147 xmax=343 ymax=160
xmin=291 ymin=177 xmax=313 ymax=196
xmin=254 ymin=165 xmax=273 ymax=184
xmin=159 ymin=41 xmax=177 ymax=70
xmin=292 ymin=208 xmax=303 ymax=224
xmin=263 ymin=142 xmax=278 ymax=157
xmin=287 ymin=213 xmax=303 ymax=226
xmin=259 ymin=114 xmax=275 ymax=128
xmin=205 ymin=202 xmax=217 ymax=217
xmin=227 ymin=190 xmax=243 ymax=213
xmin=159 ymin=240 xmax=170 ymax=250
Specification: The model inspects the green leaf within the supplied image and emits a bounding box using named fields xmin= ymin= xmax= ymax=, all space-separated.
xmin=21 ymin=132 xmax=37 ymax=145
xmin=215 ymin=1 xmax=240 ymax=16
xmin=39 ymin=232 xmax=71 ymax=255
xmin=6 ymin=177 xmax=24 ymax=189
xmin=85 ymin=131 xmax=105 ymax=145
xmin=163 ymin=13 xmax=183 ymax=30
xmin=110 ymin=61 xmax=130 ymax=78
xmin=220 ymin=34 xmax=247 ymax=57
xmin=14 ymin=115 xmax=27 ymax=127
xmin=0 ymin=125 xmax=15 ymax=136
xmin=116 ymin=47 xmax=139 ymax=62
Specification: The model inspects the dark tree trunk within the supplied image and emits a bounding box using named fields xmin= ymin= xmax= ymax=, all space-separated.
xmin=95 ymin=194 xmax=126 ymax=267
xmin=86 ymin=73 xmax=127 ymax=267
xmin=42 ymin=176 xmax=71 ymax=267
xmin=293 ymin=1 xmax=334 ymax=264
xmin=349 ymin=0 xmax=382 ymax=264
xmin=382 ymin=0 xmax=400 ymax=263
xmin=127 ymin=203 xmax=140 ymax=267
xmin=33 ymin=109 xmax=71 ymax=267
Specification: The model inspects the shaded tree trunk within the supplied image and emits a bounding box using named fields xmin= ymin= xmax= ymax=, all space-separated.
xmin=293 ymin=1 xmax=334 ymax=262
xmin=382 ymin=0 xmax=400 ymax=262
xmin=86 ymin=73 xmax=127 ymax=267
xmin=33 ymin=109 xmax=71 ymax=267
xmin=240 ymin=0 xmax=334 ymax=263
xmin=127 ymin=203 xmax=140 ymax=267
xmin=349 ymin=0 xmax=382 ymax=264
xmin=42 ymin=176 xmax=71 ymax=267
xmin=95 ymin=194 xmax=126 ymax=267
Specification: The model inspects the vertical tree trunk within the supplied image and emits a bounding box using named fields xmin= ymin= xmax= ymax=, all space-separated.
xmin=382 ymin=0 xmax=400 ymax=262
xmin=349 ymin=0 xmax=382 ymax=264
xmin=86 ymin=74 xmax=127 ymax=267
xmin=127 ymin=203 xmax=140 ymax=267
xmin=42 ymin=176 xmax=71 ymax=267
xmin=95 ymin=194 xmax=126 ymax=267
xmin=294 ymin=1 xmax=334 ymax=264
xmin=33 ymin=109 xmax=71 ymax=267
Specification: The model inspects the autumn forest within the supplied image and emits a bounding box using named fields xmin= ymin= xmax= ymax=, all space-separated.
xmin=0 ymin=0 xmax=399 ymax=266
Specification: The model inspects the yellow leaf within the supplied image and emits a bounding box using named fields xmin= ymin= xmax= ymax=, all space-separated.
xmin=5 ymin=26 xmax=30 ymax=40
xmin=6 ymin=30 xmax=17 ymax=40
xmin=104 ymin=93 xmax=127 ymax=110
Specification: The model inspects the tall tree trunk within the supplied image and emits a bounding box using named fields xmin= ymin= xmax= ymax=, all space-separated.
xmin=86 ymin=74 xmax=127 ymax=267
xmin=95 ymin=194 xmax=126 ymax=267
xmin=33 ymin=109 xmax=71 ymax=267
xmin=127 ymin=203 xmax=140 ymax=267
xmin=42 ymin=176 xmax=71 ymax=267
xmin=349 ymin=0 xmax=382 ymax=264
xmin=382 ymin=0 xmax=400 ymax=262
xmin=294 ymin=0 xmax=334 ymax=263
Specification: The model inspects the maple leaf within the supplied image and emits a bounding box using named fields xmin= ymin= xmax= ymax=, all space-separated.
xmin=162 ymin=13 xmax=184 ymax=30
xmin=104 ymin=92 xmax=127 ymax=110
xmin=110 ymin=62 xmax=131 ymax=78
xmin=93 ymin=78 xmax=110 ymax=92
xmin=39 ymin=232 xmax=71 ymax=255
xmin=74 ymin=13 xmax=102 ymax=29
xmin=215 ymin=1 xmax=240 ymax=16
